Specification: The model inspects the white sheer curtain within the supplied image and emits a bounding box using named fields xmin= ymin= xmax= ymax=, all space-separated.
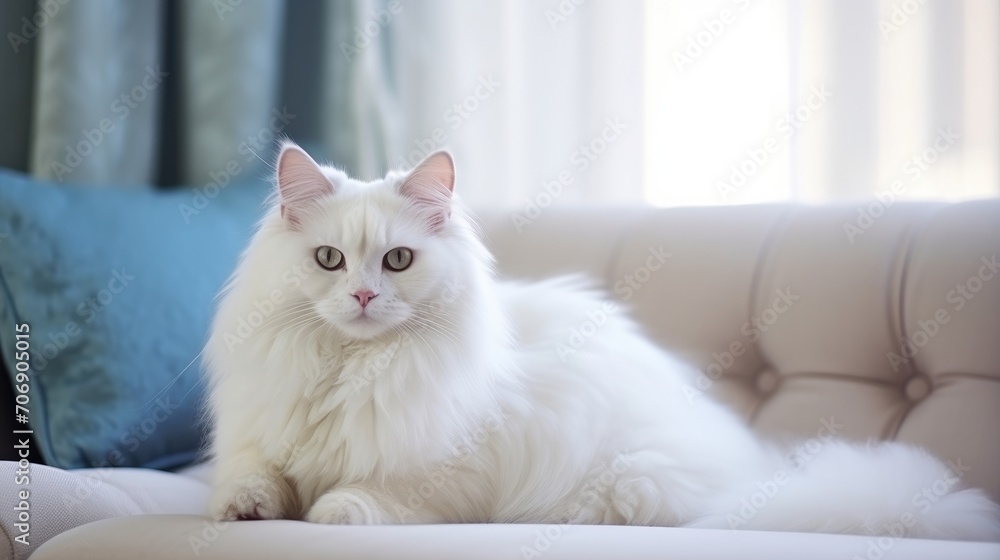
xmin=646 ymin=0 xmax=1000 ymax=206
xmin=383 ymin=0 xmax=644 ymax=208
xmin=377 ymin=0 xmax=998 ymax=208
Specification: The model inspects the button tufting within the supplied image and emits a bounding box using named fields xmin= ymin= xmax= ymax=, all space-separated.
xmin=904 ymin=376 xmax=931 ymax=401
xmin=756 ymin=369 xmax=780 ymax=394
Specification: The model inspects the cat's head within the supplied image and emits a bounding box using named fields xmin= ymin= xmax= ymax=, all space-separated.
xmin=272 ymin=141 xmax=472 ymax=341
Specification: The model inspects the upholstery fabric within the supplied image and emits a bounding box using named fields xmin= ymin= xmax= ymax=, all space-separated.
xmin=0 ymin=462 xmax=210 ymax=560
xmin=31 ymin=515 xmax=1000 ymax=560
xmin=1 ymin=462 xmax=994 ymax=560
xmin=479 ymin=201 xmax=1000 ymax=501
xmin=0 ymin=169 xmax=267 ymax=470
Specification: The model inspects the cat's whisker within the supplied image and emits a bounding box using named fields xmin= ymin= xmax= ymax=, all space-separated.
xmin=409 ymin=309 xmax=463 ymax=332
xmin=252 ymin=303 xmax=320 ymax=331
xmin=407 ymin=323 xmax=460 ymax=348
xmin=262 ymin=311 xmax=325 ymax=336
xmin=408 ymin=306 xmax=465 ymax=329
xmin=408 ymin=314 xmax=471 ymax=336
xmin=402 ymin=314 xmax=460 ymax=345
xmin=301 ymin=319 xmax=333 ymax=342
xmin=257 ymin=312 xmax=315 ymax=336
xmin=410 ymin=298 xmax=474 ymax=314
xmin=404 ymin=302 xmax=467 ymax=319
xmin=397 ymin=322 xmax=446 ymax=369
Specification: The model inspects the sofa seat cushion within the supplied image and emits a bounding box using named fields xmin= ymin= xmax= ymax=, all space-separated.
xmin=32 ymin=514 xmax=1000 ymax=560
xmin=11 ymin=462 xmax=999 ymax=560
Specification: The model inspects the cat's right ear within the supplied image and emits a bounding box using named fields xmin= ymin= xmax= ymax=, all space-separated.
xmin=276 ymin=143 xmax=335 ymax=228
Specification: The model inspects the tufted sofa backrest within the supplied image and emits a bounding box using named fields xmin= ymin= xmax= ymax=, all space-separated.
xmin=478 ymin=200 xmax=1000 ymax=502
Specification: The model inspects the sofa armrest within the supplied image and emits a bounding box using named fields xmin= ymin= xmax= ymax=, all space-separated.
xmin=0 ymin=461 xmax=210 ymax=560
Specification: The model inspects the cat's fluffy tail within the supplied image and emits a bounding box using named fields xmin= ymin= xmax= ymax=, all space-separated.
xmin=686 ymin=440 xmax=1000 ymax=541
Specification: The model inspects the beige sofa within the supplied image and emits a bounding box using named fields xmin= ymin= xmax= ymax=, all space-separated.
xmin=3 ymin=201 xmax=999 ymax=559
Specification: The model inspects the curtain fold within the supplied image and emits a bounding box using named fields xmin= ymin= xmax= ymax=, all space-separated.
xmin=320 ymin=0 xmax=398 ymax=179
xmin=0 ymin=0 xmax=39 ymax=172
xmin=384 ymin=0 xmax=645 ymax=208
xmin=179 ymin=0 xmax=284 ymax=185
xmin=30 ymin=0 xmax=164 ymax=185
xmin=648 ymin=0 xmax=999 ymax=206
xmin=1 ymin=0 xmax=385 ymax=188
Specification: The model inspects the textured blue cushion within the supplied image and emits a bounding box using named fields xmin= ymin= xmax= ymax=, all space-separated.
xmin=0 ymin=169 xmax=267 ymax=469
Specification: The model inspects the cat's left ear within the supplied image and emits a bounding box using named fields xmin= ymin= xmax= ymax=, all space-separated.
xmin=399 ymin=151 xmax=455 ymax=231
xmin=277 ymin=142 xmax=335 ymax=229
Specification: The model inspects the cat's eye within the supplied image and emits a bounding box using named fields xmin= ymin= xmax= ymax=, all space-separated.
xmin=383 ymin=247 xmax=413 ymax=271
xmin=315 ymin=246 xmax=345 ymax=271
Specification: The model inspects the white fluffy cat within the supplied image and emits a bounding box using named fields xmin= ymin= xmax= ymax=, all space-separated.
xmin=205 ymin=142 xmax=1000 ymax=541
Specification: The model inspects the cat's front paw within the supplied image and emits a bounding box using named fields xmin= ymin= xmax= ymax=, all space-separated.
xmin=305 ymin=488 xmax=385 ymax=525
xmin=211 ymin=473 xmax=297 ymax=521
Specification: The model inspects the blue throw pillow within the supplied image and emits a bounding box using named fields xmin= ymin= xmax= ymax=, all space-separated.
xmin=0 ymin=169 xmax=267 ymax=470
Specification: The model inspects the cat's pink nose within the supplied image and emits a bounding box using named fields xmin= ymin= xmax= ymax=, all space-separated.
xmin=352 ymin=289 xmax=377 ymax=308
